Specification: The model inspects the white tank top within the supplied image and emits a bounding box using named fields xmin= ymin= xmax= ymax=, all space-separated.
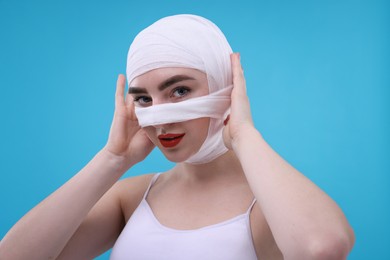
xmin=110 ymin=173 xmax=258 ymax=259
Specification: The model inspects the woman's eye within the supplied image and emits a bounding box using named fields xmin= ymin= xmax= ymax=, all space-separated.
xmin=133 ymin=96 xmax=152 ymax=106
xmin=172 ymin=87 xmax=190 ymax=98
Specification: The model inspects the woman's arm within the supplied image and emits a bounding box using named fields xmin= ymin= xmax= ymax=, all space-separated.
xmin=56 ymin=172 xmax=154 ymax=260
xmin=0 ymin=75 xmax=154 ymax=260
xmin=224 ymin=54 xmax=355 ymax=259
xmin=0 ymin=151 xmax=125 ymax=260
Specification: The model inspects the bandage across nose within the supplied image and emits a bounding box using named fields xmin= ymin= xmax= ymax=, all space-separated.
xmin=135 ymin=86 xmax=232 ymax=127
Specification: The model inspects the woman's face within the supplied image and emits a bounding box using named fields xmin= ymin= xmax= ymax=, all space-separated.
xmin=129 ymin=67 xmax=210 ymax=162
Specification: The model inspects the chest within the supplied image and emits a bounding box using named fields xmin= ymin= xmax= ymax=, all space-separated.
xmin=113 ymin=199 xmax=258 ymax=260
xmin=122 ymin=183 xmax=282 ymax=259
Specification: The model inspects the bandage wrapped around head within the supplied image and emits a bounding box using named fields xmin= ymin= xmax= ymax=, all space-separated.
xmin=126 ymin=14 xmax=233 ymax=164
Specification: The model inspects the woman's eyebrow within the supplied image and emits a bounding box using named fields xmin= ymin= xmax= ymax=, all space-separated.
xmin=128 ymin=87 xmax=148 ymax=94
xmin=128 ymin=75 xmax=195 ymax=94
xmin=158 ymin=75 xmax=195 ymax=91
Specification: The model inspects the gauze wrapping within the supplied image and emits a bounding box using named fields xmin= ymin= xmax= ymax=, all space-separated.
xmin=135 ymin=87 xmax=232 ymax=127
xmin=126 ymin=14 xmax=233 ymax=164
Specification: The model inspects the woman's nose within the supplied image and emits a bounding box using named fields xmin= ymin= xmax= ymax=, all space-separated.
xmin=154 ymin=125 xmax=166 ymax=135
xmin=151 ymin=97 xmax=166 ymax=106
xmin=153 ymin=123 xmax=174 ymax=133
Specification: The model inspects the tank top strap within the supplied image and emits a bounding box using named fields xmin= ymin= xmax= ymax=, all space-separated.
xmin=142 ymin=172 xmax=162 ymax=200
xmin=246 ymin=197 xmax=257 ymax=214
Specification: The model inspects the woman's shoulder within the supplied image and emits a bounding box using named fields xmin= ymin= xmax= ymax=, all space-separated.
xmin=117 ymin=173 xmax=157 ymax=191
xmin=114 ymin=173 xmax=157 ymax=222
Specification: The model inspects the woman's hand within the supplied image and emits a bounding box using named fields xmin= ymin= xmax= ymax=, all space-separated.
xmin=223 ymin=53 xmax=256 ymax=150
xmin=103 ymin=74 xmax=155 ymax=169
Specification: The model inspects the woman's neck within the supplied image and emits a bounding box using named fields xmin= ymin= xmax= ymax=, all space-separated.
xmin=171 ymin=150 xmax=244 ymax=183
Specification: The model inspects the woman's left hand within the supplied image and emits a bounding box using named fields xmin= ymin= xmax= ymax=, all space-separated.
xmin=223 ymin=53 xmax=256 ymax=150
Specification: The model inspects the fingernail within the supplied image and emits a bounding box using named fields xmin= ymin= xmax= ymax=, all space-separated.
xmin=237 ymin=53 xmax=240 ymax=60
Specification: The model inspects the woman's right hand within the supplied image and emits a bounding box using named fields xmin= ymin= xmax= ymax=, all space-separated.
xmin=0 ymin=74 xmax=154 ymax=260
xmin=103 ymin=74 xmax=155 ymax=169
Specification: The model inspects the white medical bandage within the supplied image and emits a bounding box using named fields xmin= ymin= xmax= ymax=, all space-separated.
xmin=135 ymin=86 xmax=232 ymax=127
xmin=126 ymin=14 xmax=233 ymax=164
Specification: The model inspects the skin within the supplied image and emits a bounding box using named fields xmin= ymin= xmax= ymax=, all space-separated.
xmin=0 ymin=54 xmax=355 ymax=260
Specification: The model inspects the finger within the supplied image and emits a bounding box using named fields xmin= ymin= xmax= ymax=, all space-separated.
xmin=231 ymin=53 xmax=247 ymax=94
xmin=231 ymin=53 xmax=243 ymax=74
xmin=115 ymin=74 xmax=126 ymax=108
xmin=125 ymin=91 xmax=134 ymax=106
xmin=127 ymin=98 xmax=139 ymax=122
xmin=121 ymin=88 xmax=140 ymax=123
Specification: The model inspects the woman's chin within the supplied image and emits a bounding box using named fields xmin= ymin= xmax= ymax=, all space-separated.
xmin=160 ymin=149 xmax=193 ymax=163
xmin=164 ymin=155 xmax=190 ymax=163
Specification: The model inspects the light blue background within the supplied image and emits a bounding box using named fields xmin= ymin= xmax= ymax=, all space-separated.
xmin=0 ymin=1 xmax=388 ymax=259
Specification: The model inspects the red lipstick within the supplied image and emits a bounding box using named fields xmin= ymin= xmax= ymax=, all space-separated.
xmin=158 ymin=133 xmax=185 ymax=148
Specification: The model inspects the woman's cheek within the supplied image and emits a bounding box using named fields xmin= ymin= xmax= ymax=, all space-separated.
xmin=143 ymin=127 xmax=157 ymax=144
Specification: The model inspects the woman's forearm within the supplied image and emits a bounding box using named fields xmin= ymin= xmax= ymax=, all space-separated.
xmin=233 ymin=127 xmax=354 ymax=259
xmin=0 ymin=149 xmax=128 ymax=260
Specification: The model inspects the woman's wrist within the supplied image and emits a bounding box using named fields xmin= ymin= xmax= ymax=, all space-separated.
xmin=96 ymin=148 xmax=134 ymax=175
xmin=231 ymin=125 xmax=263 ymax=157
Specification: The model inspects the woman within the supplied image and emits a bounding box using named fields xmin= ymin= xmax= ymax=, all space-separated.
xmin=0 ymin=15 xmax=354 ymax=259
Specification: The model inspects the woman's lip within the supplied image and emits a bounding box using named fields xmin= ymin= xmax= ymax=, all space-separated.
xmin=158 ymin=133 xmax=185 ymax=148
xmin=158 ymin=133 xmax=185 ymax=139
